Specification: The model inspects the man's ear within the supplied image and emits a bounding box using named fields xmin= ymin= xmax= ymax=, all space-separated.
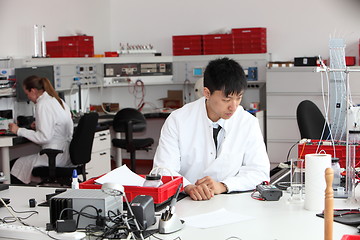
xmin=204 ymin=87 xmax=211 ymax=99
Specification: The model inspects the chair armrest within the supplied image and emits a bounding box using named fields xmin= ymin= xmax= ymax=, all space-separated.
xmin=40 ymin=149 xmax=64 ymax=179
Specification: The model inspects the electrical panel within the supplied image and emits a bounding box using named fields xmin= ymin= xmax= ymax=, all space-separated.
xmin=103 ymin=62 xmax=173 ymax=86
xmin=54 ymin=63 xmax=103 ymax=91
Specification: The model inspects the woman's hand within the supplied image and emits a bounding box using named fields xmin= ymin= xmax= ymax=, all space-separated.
xmin=8 ymin=123 xmax=19 ymax=135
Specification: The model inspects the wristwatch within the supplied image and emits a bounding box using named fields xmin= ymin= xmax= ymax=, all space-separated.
xmin=221 ymin=182 xmax=229 ymax=193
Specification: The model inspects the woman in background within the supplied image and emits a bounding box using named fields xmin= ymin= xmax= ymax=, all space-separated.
xmin=9 ymin=75 xmax=74 ymax=184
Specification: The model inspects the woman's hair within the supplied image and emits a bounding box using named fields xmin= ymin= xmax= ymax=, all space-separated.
xmin=203 ymin=57 xmax=247 ymax=97
xmin=23 ymin=75 xmax=64 ymax=109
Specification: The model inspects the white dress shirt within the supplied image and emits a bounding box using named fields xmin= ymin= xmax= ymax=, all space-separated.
xmin=11 ymin=92 xmax=74 ymax=184
xmin=153 ymin=97 xmax=270 ymax=192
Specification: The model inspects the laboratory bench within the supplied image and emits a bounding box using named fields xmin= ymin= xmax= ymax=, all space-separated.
xmin=0 ymin=185 xmax=358 ymax=240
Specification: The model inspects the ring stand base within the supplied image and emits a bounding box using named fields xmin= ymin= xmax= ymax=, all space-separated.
xmin=158 ymin=214 xmax=185 ymax=234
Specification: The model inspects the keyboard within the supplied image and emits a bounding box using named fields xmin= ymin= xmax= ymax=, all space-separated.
xmin=0 ymin=223 xmax=86 ymax=240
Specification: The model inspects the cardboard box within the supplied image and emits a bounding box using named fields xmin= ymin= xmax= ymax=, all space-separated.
xmin=90 ymin=103 xmax=119 ymax=112
xmin=160 ymin=90 xmax=183 ymax=109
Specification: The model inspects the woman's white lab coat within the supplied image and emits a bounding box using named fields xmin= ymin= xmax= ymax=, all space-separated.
xmin=153 ymin=97 xmax=270 ymax=192
xmin=11 ymin=92 xmax=74 ymax=184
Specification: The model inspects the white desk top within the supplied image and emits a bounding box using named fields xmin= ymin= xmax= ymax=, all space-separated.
xmin=0 ymin=186 xmax=358 ymax=240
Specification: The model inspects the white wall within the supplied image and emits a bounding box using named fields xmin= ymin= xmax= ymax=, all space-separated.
xmin=0 ymin=0 xmax=111 ymax=58
xmin=1 ymin=0 xmax=360 ymax=61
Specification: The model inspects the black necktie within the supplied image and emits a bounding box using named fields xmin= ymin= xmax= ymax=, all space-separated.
xmin=213 ymin=125 xmax=222 ymax=149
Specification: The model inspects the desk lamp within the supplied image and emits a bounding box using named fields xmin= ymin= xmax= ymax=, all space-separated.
xmin=101 ymin=183 xmax=144 ymax=240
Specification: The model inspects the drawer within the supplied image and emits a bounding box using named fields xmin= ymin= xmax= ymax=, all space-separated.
xmin=267 ymin=118 xmax=300 ymax=141
xmin=92 ymin=130 xmax=111 ymax=153
xmin=267 ymin=141 xmax=298 ymax=164
xmin=266 ymin=95 xmax=326 ymax=117
xmin=266 ymin=70 xmax=325 ymax=93
xmin=87 ymin=149 xmax=111 ymax=178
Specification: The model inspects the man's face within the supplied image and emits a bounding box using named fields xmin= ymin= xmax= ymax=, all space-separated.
xmin=204 ymin=87 xmax=243 ymax=122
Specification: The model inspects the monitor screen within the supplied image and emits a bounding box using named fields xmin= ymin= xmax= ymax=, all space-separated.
xmin=15 ymin=66 xmax=54 ymax=102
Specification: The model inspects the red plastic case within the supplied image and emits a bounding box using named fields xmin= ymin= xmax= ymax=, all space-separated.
xmin=80 ymin=175 xmax=183 ymax=204
xmin=172 ymin=35 xmax=203 ymax=56
xmin=298 ymin=140 xmax=360 ymax=168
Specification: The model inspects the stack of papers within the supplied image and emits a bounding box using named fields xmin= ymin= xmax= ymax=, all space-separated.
xmin=95 ymin=165 xmax=146 ymax=186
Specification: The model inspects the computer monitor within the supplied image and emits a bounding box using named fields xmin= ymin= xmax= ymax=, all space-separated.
xmin=15 ymin=66 xmax=55 ymax=102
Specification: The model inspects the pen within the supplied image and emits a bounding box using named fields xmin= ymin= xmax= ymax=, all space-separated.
xmin=165 ymin=183 xmax=182 ymax=221
xmin=169 ymin=183 xmax=182 ymax=208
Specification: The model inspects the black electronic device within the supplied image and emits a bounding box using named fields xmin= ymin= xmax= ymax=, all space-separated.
xmin=0 ymin=198 xmax=10 ymax=207
xmin=15 ymin=66 xmax=55 ymax=102
xmin=256 ymin=184 xmax=283 ymax=201
xmin=130 ymin=195 xmax=156 ymax=230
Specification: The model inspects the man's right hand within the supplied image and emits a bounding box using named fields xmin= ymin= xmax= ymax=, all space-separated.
xmin=184 ymin=184 xmax=214 ymax=201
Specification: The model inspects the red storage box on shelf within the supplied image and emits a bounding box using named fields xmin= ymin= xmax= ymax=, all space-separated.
xmin=58 ymin=35 xmax=94 ymax=45
xmin=203 ymin=34 xmax=233 ymax=55
xmin=298 ymin=140 xmax=360 ymax=168
xmin=232 ymin=27 xmax=267 ymax=54
xmin=80 ymin=175 xmax=183 ymax=204
xmin=105 ymin=51 xmax=119 ymax=57
xmin=46 ymin=41 xmax=78 ymax=57
xmin=345 ymin=56 xmax=356 ymax=66
xmin=172 ymin=35 xmax=203 ymax=56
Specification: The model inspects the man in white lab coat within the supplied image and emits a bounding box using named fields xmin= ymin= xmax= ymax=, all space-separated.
xmin=153 ymin=57 xmax=270 ymax=201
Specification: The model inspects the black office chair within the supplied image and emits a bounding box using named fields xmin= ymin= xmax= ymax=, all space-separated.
xmin=296 ymin=100 xmax=330 ymax=140
xmin=112 ymin=108 xmax=154 ymax=172
xmin=32 ymin=112 xmax=99 ymax=186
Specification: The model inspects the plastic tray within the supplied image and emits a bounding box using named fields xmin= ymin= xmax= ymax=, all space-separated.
xmin=79 ymin=175 xmax=183 ymax=204
xmin=342 ymin=235 xmax=360 ymax=240
xmin=298 ymin=140 xmax=360 ymax=168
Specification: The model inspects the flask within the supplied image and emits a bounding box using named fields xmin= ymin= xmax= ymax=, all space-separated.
xmin=331 ymin=158 xmax=341 ymax=190
xmin=71 ymin=169 xmax=79 ymax=189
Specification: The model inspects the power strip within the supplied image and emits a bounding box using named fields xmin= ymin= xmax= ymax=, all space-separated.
xmin=0 ymin=223 xmax=86 ymax=240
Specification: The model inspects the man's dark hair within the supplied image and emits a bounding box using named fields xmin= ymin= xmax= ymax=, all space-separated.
xmin=203 ymin=57 xmax=247 ymax=96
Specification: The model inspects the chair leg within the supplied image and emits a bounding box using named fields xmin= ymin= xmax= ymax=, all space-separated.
xmin=130 ymin=151 xmax=136 ymax=172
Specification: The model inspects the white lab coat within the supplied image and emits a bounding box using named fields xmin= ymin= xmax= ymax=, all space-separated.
xmin=11 ymin=92 xmax=74 ymax=184
xmin=153 ymin=97 xmax=270 ymax=192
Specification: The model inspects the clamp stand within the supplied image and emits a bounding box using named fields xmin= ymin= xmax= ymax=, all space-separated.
xmin=158 ymin=213 xmax=185 ymax=234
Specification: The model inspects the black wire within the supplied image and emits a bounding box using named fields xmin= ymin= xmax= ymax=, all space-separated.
xmin=286 ymin=140 xmax=301 ymax=163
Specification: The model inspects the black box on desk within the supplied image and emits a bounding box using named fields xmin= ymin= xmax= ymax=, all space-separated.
xmin=294 ymin=57 xmax=319 ymax=66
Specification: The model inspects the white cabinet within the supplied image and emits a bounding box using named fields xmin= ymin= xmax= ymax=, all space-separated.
xmin=86 ymin=129 xmax=111 ymax=179
xmin=266 ymin=67 xmax=326 ymax=165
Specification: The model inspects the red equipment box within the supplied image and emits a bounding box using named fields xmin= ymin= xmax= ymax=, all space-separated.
xmin=345 ymin=56 xmax=356 ymax=66
xmin=46 ymin=41 xmax=78 ymax=58
xmin=298 ymin=140 xmax=360 ymax=168
xmin=232 ymin=27 xmax=267 ymax=54
xmin=80 ymin=175 xmax=183 ymax=204
xmin=172 ymin=35 xmax=203 ymax=56
xmin=203 ymin=34 xmax=233 ymax=55
xmin=47 ymin=35 xmax=94 ymax=58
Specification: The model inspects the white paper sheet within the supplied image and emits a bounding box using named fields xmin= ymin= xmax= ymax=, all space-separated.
xmin=94 ymin=165 xmax=146 ymax=186
xmin=182 ymin=208 xmax=255 ymax=229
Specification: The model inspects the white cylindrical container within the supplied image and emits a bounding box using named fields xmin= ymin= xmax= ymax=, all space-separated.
xmin=304 ymin=153 xmax=332 ymax=211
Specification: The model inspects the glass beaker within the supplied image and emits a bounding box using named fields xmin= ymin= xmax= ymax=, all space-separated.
xmin=288 ymin=158 xmax=305 ymax=203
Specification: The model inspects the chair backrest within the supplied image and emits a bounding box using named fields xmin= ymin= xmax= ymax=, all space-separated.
xmin=112 ymin=108 xmax=146 ymax=133
xmin=296 ymin=100 xmax=330 ymax=140
xmin=69 ymin=112 xmax=99 ymax=165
